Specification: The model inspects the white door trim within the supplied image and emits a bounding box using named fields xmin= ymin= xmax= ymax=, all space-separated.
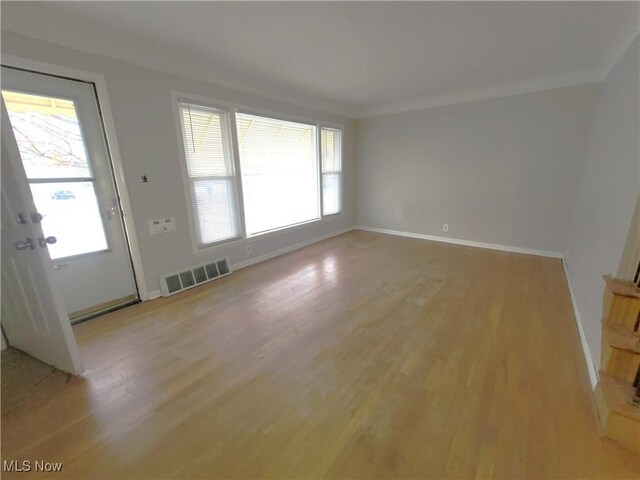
xmin=1 ymin=54 xmax=149 ymax=300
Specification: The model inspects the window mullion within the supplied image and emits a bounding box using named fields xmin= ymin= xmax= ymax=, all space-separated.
xmin=317 ymin=124 xmax=324 ymax=218
xmin=227 ymin=110 xmax=248 ymax=239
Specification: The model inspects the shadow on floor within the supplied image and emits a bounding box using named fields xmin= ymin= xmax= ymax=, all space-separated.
xmin=1 ymin=348 xmax=73 ymax=414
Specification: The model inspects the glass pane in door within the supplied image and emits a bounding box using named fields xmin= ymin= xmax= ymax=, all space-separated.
xmin=29 ymin=182 xmax=108 ymax=260
xmin=2 ymin=91 xmax=92 ymax=179
xmin=2 ymin=89 xmax=109 ymax=259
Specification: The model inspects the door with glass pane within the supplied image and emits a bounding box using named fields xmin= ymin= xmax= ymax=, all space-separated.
xmin=1 ymin=67 xmax=137 ymax=321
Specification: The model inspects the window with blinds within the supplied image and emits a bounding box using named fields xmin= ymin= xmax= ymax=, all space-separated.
xmin=235 ymin=113 xmax=319 ymax=236
xmin=178 ymin=102 xmax=240 ymax=246
xmin=321 ymin=128 xmax=342 ymax=215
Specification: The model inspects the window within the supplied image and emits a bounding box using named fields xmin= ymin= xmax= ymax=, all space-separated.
xmin=235 ymin=113 xmax=319 ymax=236
xmin=320 ymin=127 xmax=342 ymax=215
xmin=176 ymin=97 xmax=343 ymax=248
xmin=178 ymin=102 xmax=240 ymax=246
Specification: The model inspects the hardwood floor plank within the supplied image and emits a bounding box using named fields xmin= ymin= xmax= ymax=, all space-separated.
xmin=2 ymin=231 xmax=638 ymax=479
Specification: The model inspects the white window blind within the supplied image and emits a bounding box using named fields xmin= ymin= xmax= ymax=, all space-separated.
xmin=321 ymin=127 xmax=342 ymax=215
xmin=178 ymin=103 xmax=239 ymax=246
xmin=236 ymin=113 xmax=319 ymax=236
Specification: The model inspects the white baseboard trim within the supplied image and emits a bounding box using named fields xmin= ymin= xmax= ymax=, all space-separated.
xmin=233 ymin=226 xmax=356 ymax=271
xmin=562 ymin=258 xmax=598 ymax=389
xmin=355 ymin=225 xmax=563 ymax=258
xmin=148 ymin=290 xmax=162 ymax=300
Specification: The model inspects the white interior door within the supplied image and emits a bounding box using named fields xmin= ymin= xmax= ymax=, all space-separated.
xmin=1 ymin=122 xmax=83 ymax=375
xmin=1 ymin=67 xmax=138 ymax=320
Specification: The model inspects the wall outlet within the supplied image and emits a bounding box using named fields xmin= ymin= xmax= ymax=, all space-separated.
xmin=442 ymin=224 xmax=449 ymax=232
xmin=149 ymin=217 xmax=176 ymax=235
xmin=246 ymin=245 xmax=252 ymax=254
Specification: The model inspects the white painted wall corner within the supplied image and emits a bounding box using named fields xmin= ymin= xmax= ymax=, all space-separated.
xmin=148 ymin=290 xmax=162 ymax=300
xmin=561 ymin=258 xmax=599 ymax=389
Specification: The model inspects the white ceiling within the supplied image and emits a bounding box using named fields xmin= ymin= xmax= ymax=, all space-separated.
xmin=2 ymin=2 xmax=638 ymax=118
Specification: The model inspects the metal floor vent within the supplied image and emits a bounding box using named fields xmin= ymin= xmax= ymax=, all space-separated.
xmin=159 ymin=258 xmax=231 ymax=297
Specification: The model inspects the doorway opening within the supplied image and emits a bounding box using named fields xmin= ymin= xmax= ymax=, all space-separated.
xmin=2 ymin=66 xmax=140 ymax=323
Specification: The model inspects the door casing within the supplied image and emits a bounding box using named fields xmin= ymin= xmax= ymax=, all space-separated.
xmin=2 ymin=54 xmax=149 ymax=301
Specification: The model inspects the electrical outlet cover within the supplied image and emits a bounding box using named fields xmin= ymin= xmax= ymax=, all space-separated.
xmin=149 ymin=217 xmax=176 ymax=235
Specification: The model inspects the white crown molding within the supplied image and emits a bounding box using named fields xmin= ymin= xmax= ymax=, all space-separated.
xmin=3 ymin=20 xmax=636 ymax=121
xmin=355 ymin=71 xmax=606 ymax=119
xmin=355 ymin=32 xmax=639 ymax=119
xmin=0 ymin=30 xmax=359 ymax=120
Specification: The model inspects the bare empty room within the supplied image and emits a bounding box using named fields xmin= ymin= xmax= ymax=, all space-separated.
xmin=1 ymin=1 xmax=639 ymax=479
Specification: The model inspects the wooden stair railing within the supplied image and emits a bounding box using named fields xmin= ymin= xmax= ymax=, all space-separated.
xmin=594 ymin=275 xmax=640 ymax=454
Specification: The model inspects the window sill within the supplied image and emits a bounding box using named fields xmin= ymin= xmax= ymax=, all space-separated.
xmin=246 ymin=217 xmax=321 ymax=239
xmin=321 ymin=211 xmax=343 ymax=218
xmin=193 ymin=235 xmax=244 ymax=256
xmin=191 ymin=214 xmax=346 ymax=256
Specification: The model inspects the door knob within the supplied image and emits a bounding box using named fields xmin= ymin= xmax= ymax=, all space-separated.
xmin=14 ymin=238 xmax=35 ymax=250
xmin=38 ymin=236 xmax=57 ymax=247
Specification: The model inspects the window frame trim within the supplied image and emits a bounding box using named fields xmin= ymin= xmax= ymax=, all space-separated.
xmin=172 ymin=93 xmax=243 ymax=253
xmin=319 ymin=125 xmax=344 ymax=217
xmin=171 ymin=90 xmax=345 ymax=255
xmin=235 ymin=110 xmax=322 ymax=237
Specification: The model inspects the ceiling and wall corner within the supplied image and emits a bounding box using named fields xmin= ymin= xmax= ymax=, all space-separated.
xmin=1 ymin=1 xmax=638 ymax=119
xmin=563 ymin=36 xmax=640 ymax=375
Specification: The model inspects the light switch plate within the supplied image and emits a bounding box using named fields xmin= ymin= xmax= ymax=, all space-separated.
xmin=149 ymin=217 xmax=176 ymax=235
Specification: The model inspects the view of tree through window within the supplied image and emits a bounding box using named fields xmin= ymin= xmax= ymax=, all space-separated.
xmin=2 ymin=90 xmax=108 ymax=259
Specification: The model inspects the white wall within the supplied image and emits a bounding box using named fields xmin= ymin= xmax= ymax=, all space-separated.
xmin=564 ymin=37 xmax=640 ymax=372
xmin=355 ymin=85 xmax=600 ymax=254
xmin=1 ymin=32 xmax=356 ymax=296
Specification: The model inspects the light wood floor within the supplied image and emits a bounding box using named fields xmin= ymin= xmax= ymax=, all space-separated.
xmin=2 ymin=231 xmax=639 ymax=479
